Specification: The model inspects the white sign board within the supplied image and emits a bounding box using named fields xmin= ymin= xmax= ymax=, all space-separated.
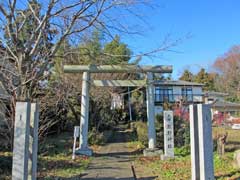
xmin=74 ymin=126 xmax=80 ymax=137
xmin=164 ymin=111 xmax=174 ymax=157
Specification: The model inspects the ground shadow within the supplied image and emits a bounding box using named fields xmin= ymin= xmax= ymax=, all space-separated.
xmin=94 ymin=149 xmax=142 ymax=161
xmin=79 ymin=176 xmax=158 ymax=180
xmin=226 ymin=140 xmax=240 ymax=152
xmin=107 ymin=130 xmax=136 ymax=144
xmin=0 ymin=153 xmax=12 ymax=177
xmin=38 ymin=175 xmax=158 ymax=180
xmin=215 ymin=169 xmax=240 ymax=179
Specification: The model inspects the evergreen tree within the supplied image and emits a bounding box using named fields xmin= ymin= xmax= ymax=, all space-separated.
xmin=194 ymin=68 xmax=215 ymax=91
xmin=179 ymin=70 xmax=194 ymax=82
xmin=78 ymin=31 xmax=104 ymax=65
xmin=194 ymin=68 xmax=206 ymax=84
xmin=103 ymin=35 xmax=131 ymax=64
xmin=179 ymin=68 xmax=215 ymax=91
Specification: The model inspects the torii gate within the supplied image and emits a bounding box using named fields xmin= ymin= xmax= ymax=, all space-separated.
xmin=63 ymin=65 xmax=173 ymax=156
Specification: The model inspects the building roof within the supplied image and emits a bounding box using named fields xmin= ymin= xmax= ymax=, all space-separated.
xmin=212 ymin=100 xmax=240 ymax=109
xmin=204 ymin=91 xmax=228 ymax=97
xmin=154 ymin=80 xmax=203 ymax=86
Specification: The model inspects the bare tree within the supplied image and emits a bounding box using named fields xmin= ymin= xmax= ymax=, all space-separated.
xmin=0 ymin=0 xmax=153 ymax=148
xmin=0 ymin=0 xmax=150 ymax=99
xmin=0 ymin=0 xmax=186 ymax=149
xmin=213 ymin=45 xmax=240 ymax=101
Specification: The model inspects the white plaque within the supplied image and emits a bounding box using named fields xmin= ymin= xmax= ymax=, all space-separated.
xmin=164 ymin=111 xmax=174 ymax=157
xmin=74 ymin=126 xmax=80 ymax=137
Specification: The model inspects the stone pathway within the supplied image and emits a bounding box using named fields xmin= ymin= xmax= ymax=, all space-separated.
xmin=80 ymin=129 xmax=156 ymax=180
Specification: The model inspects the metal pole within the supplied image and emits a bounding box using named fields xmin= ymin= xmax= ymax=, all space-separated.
xmin=128 ymin=87 xmax=132 ymax=122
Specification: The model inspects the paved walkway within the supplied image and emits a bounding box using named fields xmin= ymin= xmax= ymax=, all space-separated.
xmin=80 ymin=129 xmax=156 ymax=180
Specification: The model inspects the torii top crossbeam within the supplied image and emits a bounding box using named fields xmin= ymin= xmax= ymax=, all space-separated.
xmin=63 ymin=65 xmax=173 ymax=73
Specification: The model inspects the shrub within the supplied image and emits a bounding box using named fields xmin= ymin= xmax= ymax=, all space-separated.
xmin=133 ymin=114 xmax=190 ymax=149
xmin=88 ymin=128 xmax=105 ymax=145
xmin=174 ymin=116 xmax=190 ymax=147
xmin=174 ymin=145 xmax=190 ymax=156
xmin=127 ymin=141 xmax=145 ymax=151
xmin=155 ymin=114 xmax=164 ymax=148
xmin=133 ymin=121 xmax=148 ymax=146
xmin=155 ymin=114 xmax=190 ymax=149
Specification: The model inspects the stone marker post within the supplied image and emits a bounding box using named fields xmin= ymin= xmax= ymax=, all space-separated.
xmin=12 ymin=102 xmax=39 ymax=180
xmin=190 ymin=104 xmax=214 ymax=180
xmin=12 ymin=102 xmax=31 ymax=180
xmin=146 ymin=72 xmax=156 ymax=149
xmin=77 ymin=72 xmax=92 ymax=156
xmin=163 ymin=111 xmax=174 ymax=158
xmin=28 ymin=103 xmax=39 ymax=180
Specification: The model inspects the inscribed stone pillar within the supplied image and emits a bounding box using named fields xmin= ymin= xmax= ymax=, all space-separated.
xmin=12 ymin=102 xmax=31 ymax=180
xmin=146 ymin=72 xmax=156 ymax=149
xmin=190 ymin=104 xmax=200 ymax=180
xmin=198 ymin=104 xmax=214 ymax=180
xmin=190 ymin=104 xmax=214 ymax=180
xmin=163 ymin=111 xmax=174 ymax=157
xmin=28 ymin=103 xmax=39 ymax=180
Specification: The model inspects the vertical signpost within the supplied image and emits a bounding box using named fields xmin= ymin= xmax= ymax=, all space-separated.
xmin=72 ymin=126 xmax=80 ymax=160
xmin=163 ymin=111 xmax=174 ymax=158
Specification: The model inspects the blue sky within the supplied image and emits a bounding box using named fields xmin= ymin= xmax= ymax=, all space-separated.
xmin=122 ymin=0 xmax=240 ymax=78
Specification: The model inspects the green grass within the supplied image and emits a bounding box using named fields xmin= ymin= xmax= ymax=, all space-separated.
xmin=127 ymin=141 xmax=145 ymax=151
xmin=0 ymin=132 xmax=91 ymax=180
xmin=136 ymin=153 xmax=240 ymax=180
xmin=135 ymin=127 xmax=240 ymax=180
xmin=38 ymin=132 xmax=91 ymax=179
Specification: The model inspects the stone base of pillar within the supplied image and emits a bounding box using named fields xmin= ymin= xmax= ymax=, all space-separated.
xmin=143 ymin=148 xmax=163 ymax=157
xmin=75 ymin=148 xmax=93 ymax=156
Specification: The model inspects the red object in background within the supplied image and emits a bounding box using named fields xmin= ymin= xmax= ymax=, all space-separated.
xmin=213 ymin=112 xmax=224 ymax=125
xmin=231 ymin=118 xmax=240 ymax=124
xmin=173 ymin=106 xmax=189 ymax=121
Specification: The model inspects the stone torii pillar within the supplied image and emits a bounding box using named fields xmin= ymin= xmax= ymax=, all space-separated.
xmin=76 ymin=71 xmax=93 ymax=156
xmin=146 ymin=72 xmax=156 ymax=149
